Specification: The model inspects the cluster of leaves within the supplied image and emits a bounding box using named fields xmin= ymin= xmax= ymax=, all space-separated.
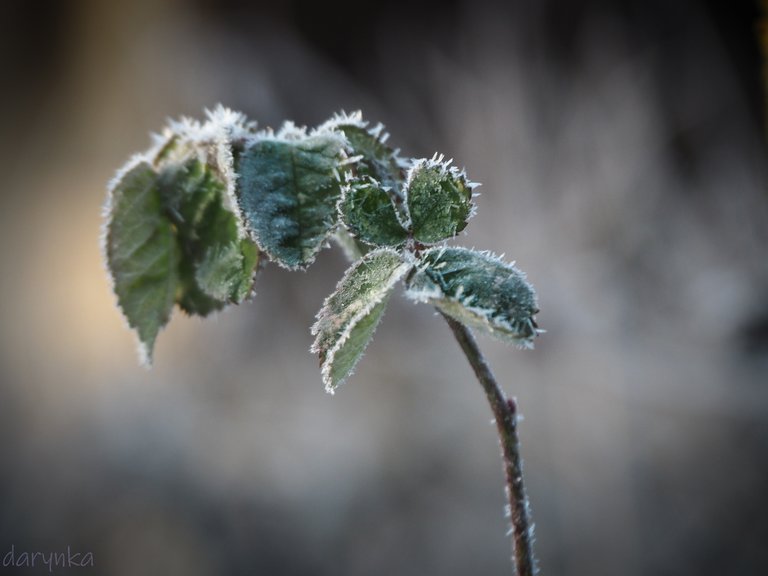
xmin=103 ymin=106 xmax=540 ymax=390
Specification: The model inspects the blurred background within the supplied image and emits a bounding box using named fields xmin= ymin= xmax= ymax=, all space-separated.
xmin=1 ymin=0 xmax=767 ymax=574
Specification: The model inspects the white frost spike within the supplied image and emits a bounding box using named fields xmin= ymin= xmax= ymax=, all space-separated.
xmin=369 ymin=122 xmax=384 ymax=138
xmin=205 ymin=104 xmax=256 ymax=135
xmin=405 ymin=155 xmax=472 ymax=192
xmin=315 ymin=110 xmax=367 ymax=133
xmin=275 ymin=120 xmax=308 ymax=141
xmin=317 ymin=111 xmax=394 ymax=146
xmin=338 ymin=154 xmax=364 ymax=167
xmin=162 ymin=104 xmax=254 ymax=146
xmin=316 ymin=111 xmax=407 ymax=171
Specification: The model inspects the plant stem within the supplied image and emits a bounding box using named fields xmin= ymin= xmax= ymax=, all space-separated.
xmin=441 ymin=311 xmax=537 ymax=576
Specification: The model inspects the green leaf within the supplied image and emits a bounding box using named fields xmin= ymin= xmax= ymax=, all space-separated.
xmin=405 ymin=247 xmax=540 ymax=347
xmin=194 ymin=239 xmax=259 ymax=303
xmin=334 ymin=120 xmax=407 ymax=199
xmin=160 ymin=159 xmax=260 ymax=313
xmin=236 ymin=131 xmax=347 ymax=269
xmin=311 ymin=248 xmax=411 ymax=392
xmin=406 ymin=156 xmax=475 ymax=244
xmin=105 ymin=161 xmax=180 ymax=364
xmin=152 ymin=106 xmax=258 ymax=239
xmin=105 ymin=108 xmax=260 ymax=363
xmin=339 ymin=179 xmax=409 ymax=247
xmin=322 ymin=113 xmax=410 ymax=247
xmin=105 ymin=154 xmax=260 ymax=364
xmin=177 ymin=256 xmax=225 ymax=316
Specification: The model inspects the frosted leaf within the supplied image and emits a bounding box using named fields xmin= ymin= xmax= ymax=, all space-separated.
xmin=405 ymin=247 xmax=540 ymax=347
xmin=406 ymin=155 xmax=476 ymax=244
xmin=159 ymin=158 xmax=259 ymax=315
xmin=331 ymin=119 xmax=408 ymax=202
xmin=324 ymin=112 xmax=411 ymax=239
xmin=311 ymin=249 xmax=411 ymax=392
xmin=153 ymin=105 xmax=258 ymax=240
xmin=339 ymin=178 xmax=409 ymax=247
xmin=236 ymin=133 xmax=347 ymax=269
xmin=112 ymin=109 xmax=260 ymax=298
xmin=196 ymin=241 xmax=258 ymax=302
xmin=103 ymin=152 xmax=260 ymax=363
xmin=162 ymin=105 xmax=256 ymax=150
xmin=104 ymin=161 xmax=179 ymax=364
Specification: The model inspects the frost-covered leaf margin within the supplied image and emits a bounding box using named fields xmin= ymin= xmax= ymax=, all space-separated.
xmin=324 ymin=111 xmax=411 ymax=249
xmin=236 ymin=122 xmax=350 ymax=269
xmin=154 ymin=105 xmax=258 ymax=240
xmin=103 ymin=160 xmax=179 ymax=365
xmin=311 ymin=248 xmax=411 ymax=392
xmin=405 ymin=154 xmax=479 ymax=244
xmin=405 ymin=246 xmax=540 ymax=347
xmin=101 ymin=106 xmax=260 ymax=363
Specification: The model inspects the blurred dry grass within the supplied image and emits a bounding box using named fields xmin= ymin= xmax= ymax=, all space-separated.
xmin=1 ymin=1 xmax=767 ymax=575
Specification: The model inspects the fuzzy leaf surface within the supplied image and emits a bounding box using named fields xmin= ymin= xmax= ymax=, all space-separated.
xmin=105 ymin=162 xmax=180 ymax=363
xmin=407 ymin=159 xmax=473 ymax=244
xmin=237 ymin=134 xmax=346 ymax=268
xmin=405 ymin=247 xmax=539 ymax=346
xmin=311 ymin=249 xmax=410 ymax=391
xmin=339 ymin=180 xmax=408 ymax=247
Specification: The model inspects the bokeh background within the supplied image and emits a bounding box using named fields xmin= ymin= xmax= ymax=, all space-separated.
xmin=1 ymin=0 xmax=767 ymax=574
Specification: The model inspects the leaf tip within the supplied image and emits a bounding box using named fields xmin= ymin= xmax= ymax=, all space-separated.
xmin=137 ymin=338 xmax=156 ymax=368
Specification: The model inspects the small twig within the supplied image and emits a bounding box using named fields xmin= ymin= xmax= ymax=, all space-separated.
xmin=441 ymin=311 xmax=537 ymax=576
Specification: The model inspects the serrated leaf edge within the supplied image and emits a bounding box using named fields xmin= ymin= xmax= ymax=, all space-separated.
xmin=102 ymin=108 xmax=257 ymax=363
xmin=310 ymin=248 xmax=411 ymax=393
xmin=404 ymin=246 xmax=541 ymax=349
xmin=101 ymin=158 xmax=175 ymax=366
xmin=322 ymin=113 xmax=412 ymax=231
xmin=237 ymin=129 xmax=350 ymax=271
xmin=404 ymin=154 xmax=481 ymax=234
xmin=316 ymin=111 xmax=408 ymax=169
